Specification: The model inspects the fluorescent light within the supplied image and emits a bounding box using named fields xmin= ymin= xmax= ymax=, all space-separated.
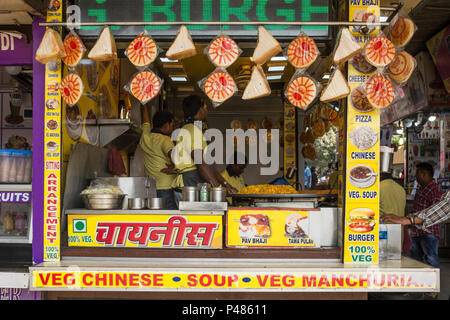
xmin=161 ymin=57 xmax=178 ymax=63
xmin=266 ymin=75 xmax=282 ymax=80
xmin=270 ymin=56 xmax=287 ymax=61
xmin=380 ymin=16 xmax=388 ymax=22
xmin=267 ymin=65 xmax=285 ymax=72
xmin=170 ymin=76 xmax=187 ymax=82
xmin=322 ymin=74 xmax=330 ymax=80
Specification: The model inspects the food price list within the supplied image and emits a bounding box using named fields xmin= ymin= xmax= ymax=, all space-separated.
xmin=43 ymin=2 xmax=63 ymax=262
xmin=344 ymin=0 xmax=380 ymax=264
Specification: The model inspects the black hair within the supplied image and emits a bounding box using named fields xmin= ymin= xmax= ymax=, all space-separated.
xmin=152 ymin=111 xmax=174 ymax=129
xmin=416 ymin=162 xmax=434 ymax=177
xmin=233 ymin=152 xmax=248 ymax=165
xmin=380 ymin=172 xmax=392 ymax=181
xmin=182 ymin=95 xmax=204 ymax=119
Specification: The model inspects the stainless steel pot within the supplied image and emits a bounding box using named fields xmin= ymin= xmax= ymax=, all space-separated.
xmin=146 ymin=197 xmax=166 ymax=210
xmin=211 ymin=187 xmax=226 ymax=202
xmin=128 ymin=197 xmax=145 ymax=210
xmin=82 ymin=194 xmax=125 ymax=210
xmin=182 ymin=186 xmax=197 ymax=202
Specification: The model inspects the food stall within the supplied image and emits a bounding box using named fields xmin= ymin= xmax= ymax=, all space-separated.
xmin=0 ymin=13 xmax=44 ymax=299
xmin=27 ymin=0 xmax=440 ymax=300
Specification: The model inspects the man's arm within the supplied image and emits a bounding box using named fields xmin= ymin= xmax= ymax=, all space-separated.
xmin=213 ymin=169 xmax=238 ymax=194
xmin=191 ymin=150 xmax=238 ymax=194
xmin=192 ymin=149 xmax=220 ymax=188
xmin=160 ymin=150 xmax=176 ymax=175
xmin=383 ymin=191 xmax=450 ymax=229
xmin=140 ymin=104 xmax=150 ymax=125
xmin=416 ymin=191 xmax=450 ymax=230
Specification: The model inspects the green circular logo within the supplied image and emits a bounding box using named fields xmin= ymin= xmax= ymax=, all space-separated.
xmin=75 ymin=221 xmax=85 ymax=231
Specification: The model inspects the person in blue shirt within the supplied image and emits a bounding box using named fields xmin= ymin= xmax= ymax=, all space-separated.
xmin=304 ymin=162 xmax=311 ymax=190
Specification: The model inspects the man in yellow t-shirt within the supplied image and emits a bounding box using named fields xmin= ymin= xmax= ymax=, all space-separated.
xmin=380 ymin=172 xmax=406 ymax=217
xmin=380 ymin=171 xmax=406 ymax=247
xmin=221 ymin=153 xmax=247 ymax=193
xmin=139 ymin=107 xmax=177 ymax=209
xmin=171 ymin=95 xmax=237 ymax=195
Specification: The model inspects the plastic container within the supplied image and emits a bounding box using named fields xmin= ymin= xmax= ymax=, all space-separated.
xmin=210 ymin=187 xmax=225 ymax=202
xmin=13 ymin=150 xmax=26 ymax=183
xmin=0 ymin=149 xmax=32 ymax=184
xmin=197 ymin=183 xmax=211 ymax=202
xmin=182 ymin=186 xmax=197 ymax=202
xmin=0 ymin=150 xmax=11 ymax=183
xmin=14 ymin=212 xmax=25 ymax=234
xmin=23 ymin=151 xmax=32 ymax=183
xmin=379 ymin=224 xmax=388 ymax=262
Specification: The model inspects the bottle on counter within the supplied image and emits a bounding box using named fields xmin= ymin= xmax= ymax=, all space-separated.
xmin=2 ymin=212 xmax=14 ymax=234
xmin=118 ymin=98 xmax=126 ymax=119
xmin=198 ymin=183 xmax=210 ymax=202
xmin=379 ymin=224 xmax=388 ymax=262
xmin=14 ymin=212 xmax=25 ymax=234
xmin=124 ymin=94 xmax=131 ymax=119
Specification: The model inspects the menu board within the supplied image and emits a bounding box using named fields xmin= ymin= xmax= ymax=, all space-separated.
xmin=226 ymin=208 xmax=316 ymax=248
xmin=343 ymin=0 xmax=380 ymax=264
xmin=67 ymin=214 xmax=223 ymax=249
xmin=43 ymin=3 xmax=63 ymax=262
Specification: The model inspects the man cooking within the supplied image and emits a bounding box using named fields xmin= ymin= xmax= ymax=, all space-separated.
xmin=171 ymin=94 xmax=237 ymax=195
xmin=139 ymin=106 xmax=177 ymax=209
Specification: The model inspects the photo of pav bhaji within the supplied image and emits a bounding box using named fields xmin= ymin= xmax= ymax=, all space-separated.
xmin=46 ymin=119 xmax=59 ymax=130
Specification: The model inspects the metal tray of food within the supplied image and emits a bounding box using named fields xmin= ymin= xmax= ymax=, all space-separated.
xmin=231 ymin=193 xmax=337 ymax=199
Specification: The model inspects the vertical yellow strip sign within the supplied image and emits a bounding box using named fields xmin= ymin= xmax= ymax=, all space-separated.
xmin=43 ymin=3 xmax=63 ymax=261
xmin=284 ymin=103 xmax=297 ymax=186
xmin=344 ymin=1 xmax=380 ymax=264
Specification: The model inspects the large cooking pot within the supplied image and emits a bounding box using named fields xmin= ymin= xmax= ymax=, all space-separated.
xmin=82 ymin=194 xmax=125 ymax=210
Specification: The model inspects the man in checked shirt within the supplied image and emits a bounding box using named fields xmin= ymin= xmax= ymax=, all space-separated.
xmin=383 ymin=163 xmax=444 ymax=270
xmin=382 ymin=189 xmax=450 ymax=300
xmin=383 ymin=190 xmax=450 ymax=233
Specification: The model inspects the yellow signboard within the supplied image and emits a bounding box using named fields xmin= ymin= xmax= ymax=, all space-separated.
xmin=283 ymin=103 xmax=296 ymax=185
xmin=31 ymin=269 xmax=438 ymax=291
xmin=67 ymin=214 xmax=223 ymax=249
xmin=43 ymin=3 xmax=63 ymax=262
xmin=226 ymin=208 xmax=316 ymax=248
xmin=344 ymin=0 xmax=380 ymax=264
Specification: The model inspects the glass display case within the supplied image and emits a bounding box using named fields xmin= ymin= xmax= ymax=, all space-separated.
xmin=0 ymin=184 xmax=32 ymax=244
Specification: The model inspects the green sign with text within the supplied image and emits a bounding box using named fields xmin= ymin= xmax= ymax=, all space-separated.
xmin=76 ymin=0 xmax=330 ymax=39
